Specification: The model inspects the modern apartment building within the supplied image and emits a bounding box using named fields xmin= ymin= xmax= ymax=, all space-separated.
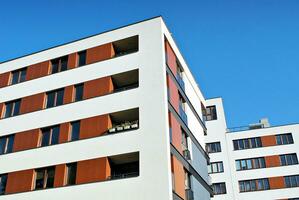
xmin=205 ymin=98 xmax=299 ymax=200
xmin=0 ymin=17 xmax=212 ymax=200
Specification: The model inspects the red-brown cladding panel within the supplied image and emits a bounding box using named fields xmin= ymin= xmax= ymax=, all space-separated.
xmin=83 ymin=76 xmax=114 ymax=99
xmin=20 ymin=93 xmax=46 ymax=114
xmin=54 ymin=164 xmax=67 ymax=187
xmin=172 ymin=155 xmax=186 ymax=199
xmin=269 ymin=176 xmax=285 ymax=189
xmin=59 ymin=123 xmax=70 ymax=143
xmin=13 ymin=129 xmax=41 ymax=152
xmin=167 ymin=75 xmax=180 ymax=112
xmin=63 ymin=86 xmax=74 ymax=104
xmin=265 ymin=155 xmax=281 ymax=168
xmin=261 ymin=135 xmax=277 ymax=147
xmin=68 ymin=53 xmax=78 ymax=69
xmin=5 ymin=169 xmax=35 ymax=194
xmin=0 ymin=103 xmax=5 ymax=118
xmin=79 ymin=115 xmax=112 ymax=139
xmin=165 ymin=40 xmax=178 ymax=75
xmin=26 ymin=61 xmax=50 ymax=81
xmin=0 ymin=72 xmax=11 ymax=88
xmin=169 ymin=112 xmax=183 ymax=154
xmin=76 ymin=157 xmax=111 ymax=184
xmin=86 ymin=43 xmax=115 ymax=65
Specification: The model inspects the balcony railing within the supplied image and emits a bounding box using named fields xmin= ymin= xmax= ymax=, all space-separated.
xmin=108 ymin=120 xmax=139 ymax=134
xmin=108 ymin=172 xmax=139 ymax=180
xmin=177 ymin=75 xmax=185 ymax=91
xmin=179 ymin=105 xmax=188 ymax=125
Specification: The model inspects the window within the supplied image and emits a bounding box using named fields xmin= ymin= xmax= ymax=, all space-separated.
xmin=77 ymin=51 xmax=86 ymax=67
xmin=51 ymin=56 xmax=68 ymax=74
xmin=239 ymin=178 xmax=269 ymax=192
xmin=212 ymin=182 xmax=226 ymax=195
xmin=208 ymin=162 xmax=224 ymax=174
xmin=34 ymin=167 xmax=55 ymax=190
xmin=3 ymin=99 xmax=21 ymax=118
xmin=66 ymin=163 xmax=77 ymax=185
xmin=70 ymin=121 xmax=80 ymax=141
xmin=184 ymin=171 xmax=191 ymax=189
xmin=10 ymin=68 xmax=27 ymax=85
xmin=206 ymin=142 xmax=221 ymax=153
xmin=284 ymin=175 xmax=299 ymax=188
xmin=280 ymin=154 xmax=298 ymax=166
xmin=0 ymin=135 xmax=14 ymax=155
xmin=74 ymin=84 xmax=84 ymax=102
xmin=233 ymin=137 xmax=262 ymax=150
xmin=46 ymin=89 xmax=64 ymax=108
xmin=40 ymin=126 xmax=60 ymax=147
xmin=0 ymin=174 xmax=7 ymax=195
xmin=204 ymin=106 xmax=217 ymax=121
xmin=276 ymin=133 xmax=294 ymax=145
xmin=181 ymin=130 xmax=188 ymax=150
xmin=236 ymin=157 xmax=266 ymax=171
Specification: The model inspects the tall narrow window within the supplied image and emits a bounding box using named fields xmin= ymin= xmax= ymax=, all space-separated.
xmin=0 ymin=174 xmax=7 ymax=195
xmin=41 ymin=126 xmax=60 ymax=147
xmin=0 ymin=135 xmax=14 ymax=155
xmin=74 ymin=84 xmax=84 ymax=102
xmin=4 ymin=99 xmax=21 ymax=118
xmin=34 ymin=167 xmax=55 ymax=190
xmin=70 ymin=121 xmax=80 ymax=141
xmin=51 ymin=56 xmax=68 ymax=74
xmin=46 ymin=89 xmax=64 ymax=108
xmin=66 ymin=163 xmax=77 ymax=185
xmin=77 ymin=51 xmax=86 ymax=67
xmin=10 ymin=68 xmax=27 ymax=85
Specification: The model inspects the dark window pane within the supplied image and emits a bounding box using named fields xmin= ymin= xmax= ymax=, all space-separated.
xmin=276 ymin=135 xmax=282 ymax=145
xmin=250 ymin=180 xmax=256 ymax=191
xmin=78 ymin=51 xmax=86 ymax=67
xmin=46 ymin=168 xmax=55 ymax=188
xmin=66 ymin=163 xmax=77 ymax=185
xmin=35 ymin=170 xmax=45 ymax=189
xmin=51 ymin=126 xmax=60 ymax=145
xmin=236 ymin=161 xmax=241 ymax=171
xmin=12 ymin=100 xmax=20 ymax=116
xmin=60 ymin=56 xmax=68 ymax=72
xmin=282 ymin=135 xmax=288 ymax=144
xmin=287 ymin=134 xmax=294 ymax=144
xmin=250 ymin=138 xmax=256 ymax=148
xmin=239 ymin=181 xmax=245 ymax=192
xmin=51 ymin=60 xmax=59 ymax=74
xmin=285 ymin=177 xmax=291 ymax=187
xmin=286 ymin=155 xmax=293 ymax=165
xmin=20 ymin=69 xmax=27 ymax=82
xmin=0 ymin=138 xmax=6 ymax=155
xmin=293 ymin=154 xmax=298 ymax=164
xmin=0 ymin=175 xmax=7 ymax=195
xmin=256 ymin=138 xmax=262 ymax=147
xmin=244 ymin=139 xmax=250 ymax=149
xmin=239 ymin=140 xmax=244 ymax=150
xmin=260 ymin=158 xmax=266 ymax=168
xmin=280 ymin=155 xmax=286 ymax=166
xmin=6 ymin=135 xmax=14 ymax=153
xmin=74 ymin=84 xmax=83 ymax=102
xmin=46 ymin=92 xmax=55 ymax=108
xmin=11 ymin=71 xmax=19 ymax=85
xmin=290 ymin=176 xmax=297 ymax=187
xmin=263 ymin=179 xmax=270 ymax=189
xmin=56 ymin=89 xmax=64 ymax=106
xmin=4 ymin=103 xmax=13 ymax=118
xmin=41 ymin=129 xmax=51 ymax=147
xmin=233 ymin=140 xmax=239 ymax=150
xmin=70 ymin=121 xmax=80 ymax=141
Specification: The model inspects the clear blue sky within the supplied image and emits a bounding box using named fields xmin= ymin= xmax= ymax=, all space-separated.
xmin=1 ymin=0 xmax=298 ymax=128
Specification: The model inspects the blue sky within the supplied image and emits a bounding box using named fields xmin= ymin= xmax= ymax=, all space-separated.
xmin=1 ymin=0 xmax=298 ymax=128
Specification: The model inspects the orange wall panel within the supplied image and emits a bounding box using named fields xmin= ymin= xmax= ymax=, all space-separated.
xmin=54 ymin=164 xmax=67 ymax=187
xmin=59 ymin=123 xmax=71 ymax=143
xmin=261 ymin=135 xmax=277 ymax=147
xmin=86 ymin=43 xmax=115 ymax=65
xmin=63 ymin=86 xmax=74 ymax=104
xmin=5 ymin=169 xmax=34 ymax=194
xmin=265 ymin=155 xmax=281 ymax=168
xmin=13 ymin=129 xmax=41 ymax=152
xmin=80 ymin=115 xmax=112 ymax=139
xmin=83 ymin=76 xmax=114 ymax=99
xmin=26 ymin=61 xmax=50 ymax=81
xmin=170 ymin=112 xmax=183 ymax=154
xmin=269 ymin=176 xmax=285 ymax=189
xmin=20 ymin=93 xmax=46 ymax=114
xmin=76 ymin=157 xmax=111 ymax=184
xmin=68 ymin=53 xmax=78 ymax=69
xmin=172 ymin=156 xmax=186 ymax=199
xmin=167 ymin=75 xmax=180 ymax=112
xmin=165 ymin=40 xmax=178 ymax=75
xmin=0 ymin=72 xmax=11 ymax=88
xmin=0 ymin=103 xmax=5 ymax=118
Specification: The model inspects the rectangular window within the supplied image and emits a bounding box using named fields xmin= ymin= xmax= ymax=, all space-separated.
xmin=34 ymin=167 xmax=55 ymax=190
xmin=46 ymin=88 xmax=64 ymax=108
xmin=10 ymin=68 xmax=27 ymax=85
xmin=208 ymin=162 xmax=224 ymax=174
xmin=66 ymin=163 xmax=77 ymax=185
xmin=233 ymin=137 xmax=262 ymax=150
xmin=206 ymin=142 xmax=221 ymax=153
xmin=77 ymin=51 xmax=86 ymax=67
xmin=204 ymin=106 xmax=217 ymax=121
xmin=212 ymin=182 xmax=226 ymax=195
xmin=74 ymin=84 xmax=84 ymax=102
xmin=0 ymin=135 xmax=14 ymax=155
xmin=276 ymin=133 xmax=294 ymax=145
xmin=70 ymin=121 xmax=80 ymax=141
xmin=239 ymin=178 xmax=269 ymax=192
xmin=236 ymin=157 xmax=266 ymax=171
xmin=280 ymin=154 xmax=298 ymax=166
xmin=284 ymin=175 xmax=299 ymax=188
xmin=40 ymin=126 xmax=60 ymax=147
xmin=4 ymin=99 xmax=21 ymax=118
xmin=51 ymin=56 xmax=68 ymax=74
xmin=0 ymin=174 xmax=7 ymax=195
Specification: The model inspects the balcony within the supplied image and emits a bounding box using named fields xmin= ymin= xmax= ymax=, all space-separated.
xmin=112 ymin=69 xmax=139 ymax=93
xmin=113 ymin=35 xmax=138 ymax=57
xmin=108 ymin=108 xmax=139 ymax=134
xmin=108 ymin=152 xmax=139 ymax=180
xmin=177 ymin=75 xmax=185 ymax=91
xmin=179 ymin=104 xmax=188 ymax=125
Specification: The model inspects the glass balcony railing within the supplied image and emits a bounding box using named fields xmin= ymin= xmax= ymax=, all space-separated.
xmin=179 ymin=105 xmax=188 ymax=125
xmin=177 ymin=75 xmax=185 ymax=91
